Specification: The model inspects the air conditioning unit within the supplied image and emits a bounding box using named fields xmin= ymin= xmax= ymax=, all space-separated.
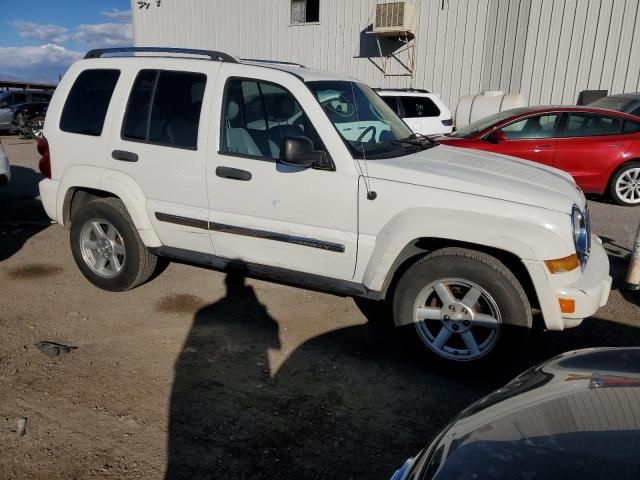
xmin=373 ymin=2 xmax=416 ymax=36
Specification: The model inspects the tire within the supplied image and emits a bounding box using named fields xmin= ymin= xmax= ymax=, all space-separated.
xmin=393 ymin=247 xmax=532 ymax=367
xmin=609 ymin=163 xmax=640 ymax=206
xmin=70 ymin=197 xmax=157 ymax=291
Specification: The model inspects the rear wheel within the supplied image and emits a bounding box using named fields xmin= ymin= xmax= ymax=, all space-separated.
xmin=70 ymin=198 xmax=157 ymax=291
xmin=610 ymin=163 xmax=640 ymax=206
xmin=393 ymin=248 xmax=532 ymax=366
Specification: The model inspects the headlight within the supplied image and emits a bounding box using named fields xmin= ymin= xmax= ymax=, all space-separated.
xmin=571 ymin=204 xmax=590 ymax=268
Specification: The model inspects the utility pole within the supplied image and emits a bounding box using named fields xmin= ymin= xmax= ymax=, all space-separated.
xmin=626 ymin=220 xmax=640 ymax=290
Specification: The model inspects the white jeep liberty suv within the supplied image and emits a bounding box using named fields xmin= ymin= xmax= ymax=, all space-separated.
xmin=38 ymin=48 xmax=612 ymax=365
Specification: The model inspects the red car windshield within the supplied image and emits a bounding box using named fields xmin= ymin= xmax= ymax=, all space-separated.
xmin=450 ymin=108 xmax=532 ymax=138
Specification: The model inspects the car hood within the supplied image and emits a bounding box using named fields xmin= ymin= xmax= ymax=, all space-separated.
xmin=415 ymin=348 xmax=640 ymax=480
xmin=366 ymin=145 xmax=584 ymax=212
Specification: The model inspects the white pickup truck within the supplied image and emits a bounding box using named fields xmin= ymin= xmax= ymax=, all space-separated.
xmin=37 ymin=48 xmax=611 ymax=365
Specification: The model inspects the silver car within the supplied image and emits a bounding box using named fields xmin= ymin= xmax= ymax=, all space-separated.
xmin=0 ymin=90 xmax=52 ymax=131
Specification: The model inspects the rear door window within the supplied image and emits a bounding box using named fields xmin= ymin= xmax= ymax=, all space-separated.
xmin=122 ymin=69 xmax=206 ymax=149
xmin=60 ymin=69 xmax=120 ymax=136
xmin=622 ymin=119 xmax=640 ymax=134
xmin=560 ymin=113 xmax=622 ymax=137
xmin=400 ymin=97 xmax=440 ymax=118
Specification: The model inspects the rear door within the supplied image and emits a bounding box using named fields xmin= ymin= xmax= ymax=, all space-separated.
xmin=484 ymin=113 xmax=560 ymax=167
xmin=554 ymin=112 xmax=634 ymax=192
xmin=109 ymin=66 xmax=218 ymax=254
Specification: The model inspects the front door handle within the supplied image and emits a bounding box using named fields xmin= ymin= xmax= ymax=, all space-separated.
xmin=112 ymin=150 xmax=138 ymax=162
xmin=216 ymin=166 xmax=252 ymax=181
xmin=535 ymin=144 xmax=552 ymax=148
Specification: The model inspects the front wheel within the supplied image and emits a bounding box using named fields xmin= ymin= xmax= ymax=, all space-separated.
xmin=609 ymin=163 xmax=640 ymax=206
xmin=70 ymin=197 xmax=157 ymax=291
xmin=393 ymin=248 xmax=532 ymax=366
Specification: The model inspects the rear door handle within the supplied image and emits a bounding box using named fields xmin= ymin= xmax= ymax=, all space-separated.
xmin=607 ymin=144 xmax=621 ymax=147
xmin=112 ymin=150 xmax=138 ymax=162
xmin=216 ymin=166 xmax=252 ymax=181
xmin=535 ymin=144 xmax=552 ymax=148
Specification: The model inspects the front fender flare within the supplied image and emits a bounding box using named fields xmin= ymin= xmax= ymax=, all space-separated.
xmin=360 ymin=207 xmax=571 ymax=293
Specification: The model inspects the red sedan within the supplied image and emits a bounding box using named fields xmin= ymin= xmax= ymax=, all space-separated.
xmin=438 ymin=106 xmax=640 ymax=205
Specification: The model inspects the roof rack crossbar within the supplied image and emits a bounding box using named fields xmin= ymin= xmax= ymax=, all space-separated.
xmin=373 ymin=87 xmax=430 ymax=93
xmin=239 ymin=58 xmax=306 ymax=68
xmin=84 ymin=47 xmax=238 ymax=63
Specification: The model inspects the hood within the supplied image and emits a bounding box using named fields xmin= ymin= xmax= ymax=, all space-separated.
xmin=366 ymin=145 xmax=585 ymax=213
xmin=416 ymin=348 xmax=640 ymax=480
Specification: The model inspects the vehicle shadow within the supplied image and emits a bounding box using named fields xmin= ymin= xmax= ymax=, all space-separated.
xmin=0 ymin=165 xmax=49 ymax=262
xmin=167 ymin=272 xmax=640 ymax=479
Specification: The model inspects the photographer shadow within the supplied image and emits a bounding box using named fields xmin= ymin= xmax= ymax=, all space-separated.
xmin=166 ymin=273 xmax=498 ymax=480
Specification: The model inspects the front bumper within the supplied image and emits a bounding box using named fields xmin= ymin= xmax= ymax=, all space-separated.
xmin=525 ymin=235 xmax=612 ymax=331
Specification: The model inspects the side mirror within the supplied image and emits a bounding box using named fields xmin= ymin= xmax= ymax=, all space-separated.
xmin=280 ymin=136 xmax=327 ymax=169
xmin=486 ymin=130 xmax=507 ymax=144
xmin=0 ymin=102 xmax=7 ymax=109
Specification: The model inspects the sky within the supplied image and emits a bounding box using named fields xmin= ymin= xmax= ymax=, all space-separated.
xmin=0 ymin=0 xmax=133 ymax=83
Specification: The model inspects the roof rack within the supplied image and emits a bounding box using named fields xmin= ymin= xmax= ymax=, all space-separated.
xmin=84 ymin=47 xmax=238 ymax=63
xmin=374 ymin=87 xmax=430 ymax=94
xmin=240 ymin=58 xmax=305 ymax=68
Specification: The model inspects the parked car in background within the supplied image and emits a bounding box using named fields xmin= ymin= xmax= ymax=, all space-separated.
xmin=38 ymin=47 xmax=611 ymax=366
xmin=438 ymin=106 xmax=640 ymax=206
xmin=0 ymin=141 xmax=10 ymax=186
xmin=13 ymin=102 xmax=49 ymax=139
xmin=0 ymin=90 xmax=52 ymax=132
xmin=391 ymin=347 xmax=640 ymax=480
xmin=588 ymin=92 xmax=640 ymax=117
xmin=376 ymin=88 xmax=453 ymax=135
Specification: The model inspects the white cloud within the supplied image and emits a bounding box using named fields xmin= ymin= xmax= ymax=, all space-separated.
xmin=12 ymin=21 xmax=70 ymax=44
xmin=11 ymin=20 xmax=132 ymax=51
xmin=0 ymin=44 xmax=82 ymax=82
xmin=100 ymin=8 xmax=132 ymax=23
xmin=72 ymin=22 xmax=133 ymax=48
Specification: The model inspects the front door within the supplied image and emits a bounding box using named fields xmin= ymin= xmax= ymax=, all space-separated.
xmin=485 ymin=113 xmax=561 ymax=167
xmin=206 ymin=71 xmax=358 ymax=281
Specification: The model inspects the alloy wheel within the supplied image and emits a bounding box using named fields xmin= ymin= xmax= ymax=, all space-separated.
xmin=413 ymin=278 xmax=501 ymax=361
xmin=615 ymin=167 xmax=640 ymax=204
xmin=79 ymin=218 xmax=126 ymax=278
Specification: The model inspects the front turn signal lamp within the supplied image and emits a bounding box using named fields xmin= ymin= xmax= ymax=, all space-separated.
xmin=545 ymin=254 xmax=580 ymax=274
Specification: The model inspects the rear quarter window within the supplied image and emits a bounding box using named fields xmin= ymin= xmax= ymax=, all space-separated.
xmin=400 ymin=96 xmax=440 ymax=118
xmin=60 ymin=69 xmax=120 ymax=136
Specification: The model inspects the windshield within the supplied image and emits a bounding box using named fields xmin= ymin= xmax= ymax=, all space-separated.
xmin=450 ymin=108 xmax=532 ymax=138
xmin=307 ymin=81 xmax=421 ymax=159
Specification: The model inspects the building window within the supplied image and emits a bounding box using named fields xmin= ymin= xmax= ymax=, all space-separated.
xmin=291 ymin=0 xmax=320 ymax=24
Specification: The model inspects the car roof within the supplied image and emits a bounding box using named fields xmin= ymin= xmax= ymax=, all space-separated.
xmin=499 ymin=105 xmax=640 ymax=120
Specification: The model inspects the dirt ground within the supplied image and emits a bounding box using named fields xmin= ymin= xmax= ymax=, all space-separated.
xmin=1 ymin=136 xmax=639 ymax=479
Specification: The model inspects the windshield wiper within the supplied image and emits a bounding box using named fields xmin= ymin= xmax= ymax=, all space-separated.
xmin=408 ymin=132 xmax=439 ymax=146
xmin=390 ymin=133 xmax=439 ymax=150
